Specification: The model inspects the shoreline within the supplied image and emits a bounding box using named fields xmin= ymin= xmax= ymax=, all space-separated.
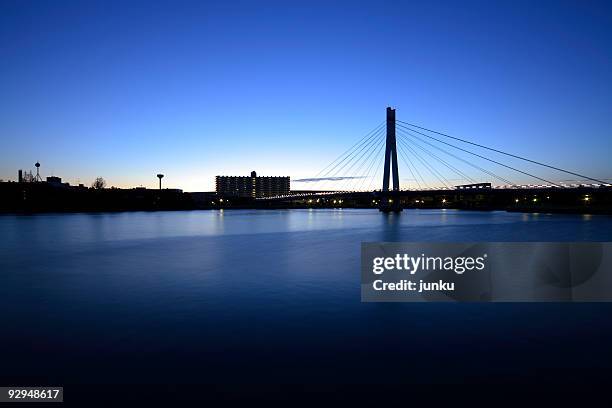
xmin=1 ymin=206 xmax=611 ymax=216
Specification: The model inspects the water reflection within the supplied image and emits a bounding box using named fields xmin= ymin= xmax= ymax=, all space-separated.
xmin=0 ymin=209 xmax=611 ymax=385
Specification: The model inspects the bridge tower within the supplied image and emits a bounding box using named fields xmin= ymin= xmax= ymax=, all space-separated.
xmin=379 ymin=107 xmax=402 ymax=212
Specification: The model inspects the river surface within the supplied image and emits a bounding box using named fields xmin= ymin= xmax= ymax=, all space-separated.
xmin=1 ymin=209 xmax=612 ymax=385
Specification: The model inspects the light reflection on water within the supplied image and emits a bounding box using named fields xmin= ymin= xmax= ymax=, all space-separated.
xmin=0 ymin=209 xmax=611 ymax=385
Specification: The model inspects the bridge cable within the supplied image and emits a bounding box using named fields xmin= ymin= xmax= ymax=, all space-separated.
xmin=397 ymin=127 xmax=516 ymax=186
xmin=328 ymin=126 xmax=385 ymax=182
xmin=397 ymin=137 xmax=452 ymax=189
xmin=394 ymin=139 xmax=422 ymax=189
xmin=311 ymin=123 xmax=385 ymax=192
xmin=396 ymin=131 xmax=476 ymax=184
xmin=399 ymin=139 xmax=453 ymax=189
xmin=396 ymin=123 xmax=561 ymax=187
xmin=313 ymin=125 xmax=384 ymax=191
xmin=337 ymin=136 xmax=385 ymax=192
xmin=396 ymin=139 xmax=427 ymax=189
xmin=322 ymin=126 xmax=386 ymax=191
xmin=353 ymin=142 xmax=380 ymax=191
xmin=357 ymin=138 xmax=387 ymax=191
xmin=396 ymin=139 xmax=434 ymax=189
xmin=397 ymin=120 xmax=607 ymax=185
xmin=367 ymin=148 xmax=388 ymax=192
xmin=314 ymin=121 xmax=385 ymax=179
xmin=345 ymin=136 xmax=386 ymax=191
xmin=338 ymin=134 xmax=384 ymax=191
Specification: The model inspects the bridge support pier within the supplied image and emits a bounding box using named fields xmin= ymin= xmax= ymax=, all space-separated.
xmin=379 ymin=194 xmax=403 ymax=213
xmin=379 ymin=107 xmax=402 ymax=213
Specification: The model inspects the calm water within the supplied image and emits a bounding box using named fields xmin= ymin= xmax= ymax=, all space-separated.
xmin=1 ymin=209 xmax=612 ymax=386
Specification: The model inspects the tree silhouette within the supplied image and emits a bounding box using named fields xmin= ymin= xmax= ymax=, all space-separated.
xmin=91 ymin=177 xmax=107 ymax=189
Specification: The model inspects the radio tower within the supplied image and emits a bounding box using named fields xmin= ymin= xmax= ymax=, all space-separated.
xmin=34 ymin=161 xmax=43 ymax=182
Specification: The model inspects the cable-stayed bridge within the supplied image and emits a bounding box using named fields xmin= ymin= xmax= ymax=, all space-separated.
xmin=258 ymin=107 xmax=611 ymax=212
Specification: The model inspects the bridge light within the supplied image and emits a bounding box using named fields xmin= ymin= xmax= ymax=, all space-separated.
xmin=316 ymin=199 xmax=320 ymax=203
xmin=515 ymin=199 xmax=519 ymax=203
xmin=584 ymin=195 xmax=590 ymax=202
xmin=388 ymin=199 xmax=393 ymax=203
xmin=333 ymin=200 xmax=337 ymax=204
xmin=532 ymin=198 xmax=537 ymax=202
xmin=442 ymin=199 xmax=446 ymax=203
xmin=219 ymin=198 xmax=223 ymax=202
xmin=308 ymin=199 xmax=313 ymax=203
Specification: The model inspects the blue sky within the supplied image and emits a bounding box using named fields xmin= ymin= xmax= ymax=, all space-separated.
xmin=1 ymin=0 xmax=611 ymax=191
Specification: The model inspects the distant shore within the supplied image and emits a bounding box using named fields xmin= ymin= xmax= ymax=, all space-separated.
xmin=2 ymin=206 xmax=611 ymax=216
xmin=1 ymin=181 xmax=611 ymax=215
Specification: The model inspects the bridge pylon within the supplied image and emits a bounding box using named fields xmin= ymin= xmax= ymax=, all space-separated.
xmin=379 ymin=107 xmax=402 ymax=213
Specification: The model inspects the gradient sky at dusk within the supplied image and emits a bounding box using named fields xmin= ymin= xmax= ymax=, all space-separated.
xmin=1 ymin=0 xmax=611 ymax=191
